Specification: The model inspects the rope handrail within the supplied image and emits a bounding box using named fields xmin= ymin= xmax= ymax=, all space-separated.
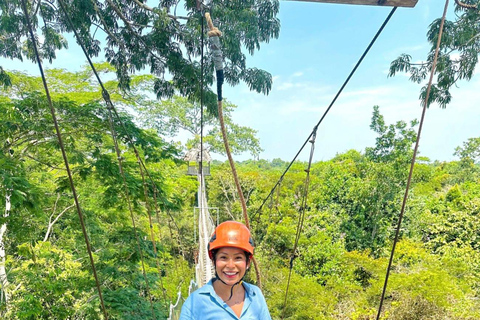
xmin=167 ymin=290 xmax=182 ymax=320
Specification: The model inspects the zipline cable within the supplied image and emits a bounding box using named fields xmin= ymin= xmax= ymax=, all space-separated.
xmin=252 ymin=7 xmax=398 ymax=223
xmin=375 ymin=1 xmax=450 ymax=319
xmin=281 ymin=128 xmax=317 ymax=320
xmin=19 ymin=0 xmax=109 ymax=318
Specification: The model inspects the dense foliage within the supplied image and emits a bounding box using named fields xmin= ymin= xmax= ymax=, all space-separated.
xmin=0 ymin=0 xmax=280 ymax=114
xmin=1 ymin=72 xmax=479 ymax=318
xmin=1 ymin=1 xmax=480 ymax=318
xmin=212 ymin=130 xmax=480 ymax=319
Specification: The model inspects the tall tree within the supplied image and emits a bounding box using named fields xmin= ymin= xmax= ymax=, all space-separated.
xmin=138 ymin=95 xmax=263 ymax=158
xmin=365 ymin=105 xmax=418 ymax=166
xmin=1 ymin=66 xmax=264 ymax=157
xmin=455 ymin=137 xmax=480 ymax=164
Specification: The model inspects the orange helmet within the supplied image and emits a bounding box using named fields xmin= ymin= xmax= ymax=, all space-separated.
xmin=208 ymin=221 xmax=254 ymax=259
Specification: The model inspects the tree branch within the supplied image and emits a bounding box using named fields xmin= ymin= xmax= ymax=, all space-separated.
xmin=92 ymin=0 xmax=126 ymax=50
xmin=34 ymin=0 xmax=42 ymax=16
xmin=130 ymin=0 xmax=189 ymax=21
xmin=44 ymin=199 xmax=76 ymax=242
xmin=24 ymin=154 xmax=66 ymax=170
xmin=103 ymin=0 xmax=167 ymax=64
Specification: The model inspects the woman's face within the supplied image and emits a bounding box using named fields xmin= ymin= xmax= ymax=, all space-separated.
xmin=215 ymin=247 xmax=249 ymax=285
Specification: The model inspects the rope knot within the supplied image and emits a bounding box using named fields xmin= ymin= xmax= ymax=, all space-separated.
xmin=208 ymin=28 xmax=222 ymax=37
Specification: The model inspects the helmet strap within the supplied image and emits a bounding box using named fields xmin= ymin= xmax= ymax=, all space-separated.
xmin=213 ymin=255 xmax=251 ymax=301
xmin=213 ymin=272 xmax=244 ymax=302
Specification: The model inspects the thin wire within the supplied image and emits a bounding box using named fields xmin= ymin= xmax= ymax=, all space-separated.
xmin=151 ymin=185 xmax=173 ymax=303
xmin=19 ymin=0 xmax=108 ymax=318
xmin=375 ymin=1 xmax=450 ymax=319
xmin=57 ymin=0 xmax=175 ymax=309
xmin=252 ymin=7 xmax=398 ymax=222
xmin=281 ymin=128 xmax=317 ymax=320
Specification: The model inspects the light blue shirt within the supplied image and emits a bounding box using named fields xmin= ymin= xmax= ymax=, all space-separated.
xmin=179 ymin=279 xmax=272 ymax=320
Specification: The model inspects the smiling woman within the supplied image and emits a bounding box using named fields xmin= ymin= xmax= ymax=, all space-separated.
xmin=179 ymin=221 xmax=271 ymax=320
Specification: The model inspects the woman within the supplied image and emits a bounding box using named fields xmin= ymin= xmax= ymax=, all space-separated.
xmin=179 ymin=221 xmax=271 ymax=319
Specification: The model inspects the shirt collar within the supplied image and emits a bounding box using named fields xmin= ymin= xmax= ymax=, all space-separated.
xmin=199 ymin=279 xmax=257 ymax=297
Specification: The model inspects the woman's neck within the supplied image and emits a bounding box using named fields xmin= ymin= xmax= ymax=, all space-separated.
xmin=213 ymin=278 xmax=245 ymax=302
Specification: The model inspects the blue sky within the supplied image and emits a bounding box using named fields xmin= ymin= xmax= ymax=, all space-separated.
xmin=3 ymin=0 xmax=478 ymax=162
xmin=223 ymin=0 xmax=479 ymax=163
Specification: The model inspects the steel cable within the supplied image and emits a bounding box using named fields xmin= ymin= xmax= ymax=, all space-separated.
xmin=375 ymin=1 xmax=450 ymax=318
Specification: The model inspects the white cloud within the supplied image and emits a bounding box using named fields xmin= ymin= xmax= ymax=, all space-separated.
xmin=276 ymin=82 xmax=295 ymax=91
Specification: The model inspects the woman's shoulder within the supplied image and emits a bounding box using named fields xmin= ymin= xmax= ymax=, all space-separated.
xmin=185 ymin=280 xmax=216 ymax=302
xmin=242 ymin=281 xmax=264 ymax=296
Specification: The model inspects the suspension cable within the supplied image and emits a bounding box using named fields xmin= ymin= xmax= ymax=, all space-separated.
xmin=375 ymin=1 xmax=450 ymax=319
xmin=280 ymin=128 xmax=317 ymax=320
xmin=19 ymin=0 xmax=108 ymax=318
xmin=252 ymin=7 xmax=398 ymax=223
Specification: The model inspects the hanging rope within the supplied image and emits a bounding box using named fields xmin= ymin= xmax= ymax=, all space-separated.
xmin=280 ymin=128 xmax=317 ymax=320
xmin=375 ymin=1 xmax=450 ymax=319
xmin=252 ymin=7 xmax=398 ymax=223
xmin=204 ymin=11 xmax=262 ymax=289
xmin=19 ymin=0 xmax=109 ymax=318
xmin=59 ymin=0 xmax=185 ymax=250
